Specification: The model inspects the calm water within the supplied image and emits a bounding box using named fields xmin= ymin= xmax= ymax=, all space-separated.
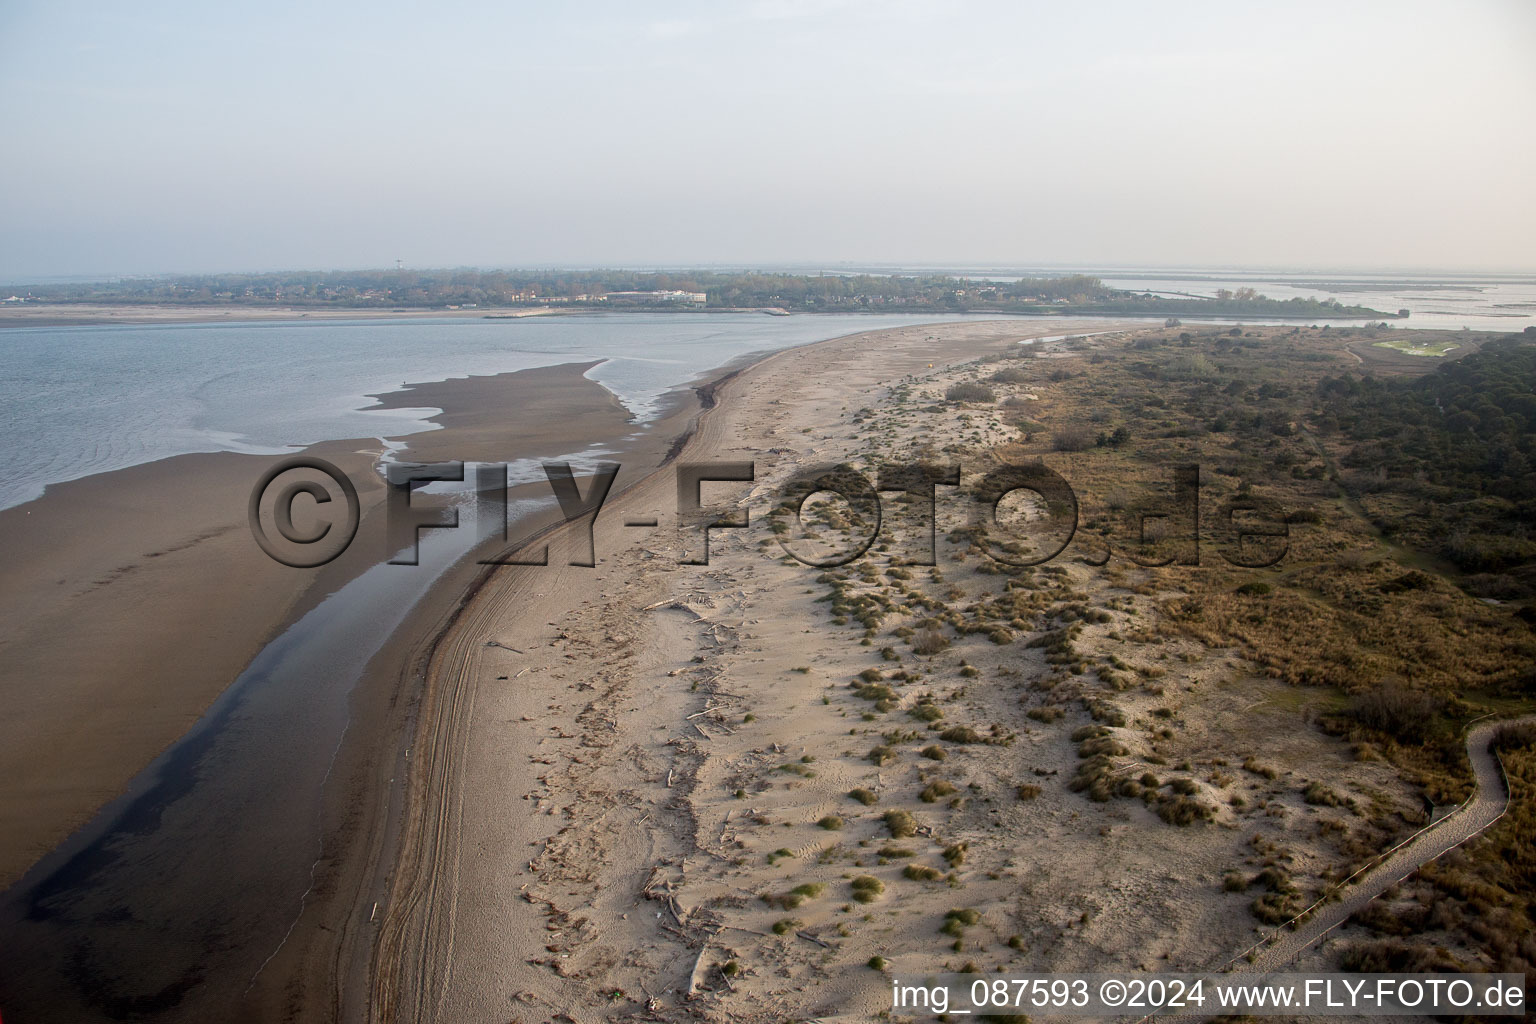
xmin=0 ymin=312 xmax=982 ymax=510
xmin=0 ymin=311 xmax=989 ymax=1020
xmin=7 ymin=288 xmax=1522 ymax=511
xmin=1 ymin=296 xmax=1520 ymax=1017
xmin=1092 ymin=268 xmax=1536 ymax=332
xmin=796 ymin=264 xmax=1536 ymax=332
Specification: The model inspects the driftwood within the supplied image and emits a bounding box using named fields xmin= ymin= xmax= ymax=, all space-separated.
xmin=685 ymin=940 xmax=713 ymax=997
xmin=796 ymin=930 xmax=833 ymax=949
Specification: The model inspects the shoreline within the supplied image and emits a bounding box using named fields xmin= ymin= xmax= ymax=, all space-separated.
xmin=366 ymin=316 xmax=1495 ymax=1021
xmin=365 ymin=319 xmax=1135 ymax=1021
xmin=245 ymin=356 xmax=751 ymax=1021
xmin=3 ymin=315 xmax=1497 ymax=1020
xmin=0 ymin=301 xmax=1411 ymax=331
xmin=0 ymin=358 xmax=713 ymax=1020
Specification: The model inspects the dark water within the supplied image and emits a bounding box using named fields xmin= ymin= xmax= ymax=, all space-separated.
xmin=0 ymin=519 xmax=470 ymax=1021
xmin=0 ymin=313 xmax=995 ymax=1020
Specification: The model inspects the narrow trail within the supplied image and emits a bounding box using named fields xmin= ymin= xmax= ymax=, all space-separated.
xmin=1235 ymin=714 xmax=1533 ymax=974
xmin=1129 ymin=716 xmax=1531 ymax=1024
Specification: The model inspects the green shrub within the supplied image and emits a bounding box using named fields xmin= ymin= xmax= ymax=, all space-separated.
xmin=1077 ymin=736 xmax=1128 ymax=758
xmin=1348 ymin=683 xmax=1439 ymax=744
xmin=946 ymin=382 xmax=996 ymax=404
xmin=851 ymin=875 xmax=885 ymax=903
xmin=766 ymin=882 xmax=826 ymax=910
xmin=1242 ymin=757 xmax=1277 ymax=779
xmin=909 ymin=703 xmax=944 ymax=723
xmin=913 ymin=625 xmax=950 ymax=655
xmin=1492 ymin=722 xmax=1536 ymax=751
xmin=921 ymin=781 xmax=958 ymax=803
xmin=1251 ymin=890 xmax=1300 ymax=925
xmin=1087 ymin=700 xmax=1126 ymax=726
xmin=1303 ymin=781 xmax=1344 ymax=806
xmin=1157 ymin=794 xmax=1214 ymax=826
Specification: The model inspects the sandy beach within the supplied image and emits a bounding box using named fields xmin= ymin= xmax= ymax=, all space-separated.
xmin=8 ymin=4 xmax=1532 ymax=1018
xmin=0 ymin=355 xmax=743 ymax=1024
xmin=3 ymin=318 xmax=1522 ymax=1022
xmin=0 ymin=361 xmax=653 ymax=890
xmin=361 ymin=318 xmax=1456 ymax=1023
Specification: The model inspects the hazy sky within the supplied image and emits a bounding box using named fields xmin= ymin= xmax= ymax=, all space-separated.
xmin=2 ymin=0 xmax=1533 ymax=279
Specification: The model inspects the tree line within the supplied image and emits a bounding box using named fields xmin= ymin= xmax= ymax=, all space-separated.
xmin=7 ymin=269 xmax=1394 ymax=319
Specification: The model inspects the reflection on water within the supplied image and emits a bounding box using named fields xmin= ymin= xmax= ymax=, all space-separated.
xmin=0 ymin=312 xmax=984 ymax=510
xmin=0 ymin=465 xmax=568 ymax=1020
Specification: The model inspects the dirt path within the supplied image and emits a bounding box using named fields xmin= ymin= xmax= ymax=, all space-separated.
xmin=1236 ymin=715 xmax=1534 ymax=974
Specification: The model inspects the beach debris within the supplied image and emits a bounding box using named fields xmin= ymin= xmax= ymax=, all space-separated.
xmin=685 ymin=935 xmax=720 ymax=997
xmin=484 ymin=640 xmax=524 ymax=653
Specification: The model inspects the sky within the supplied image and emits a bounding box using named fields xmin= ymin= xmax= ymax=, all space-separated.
xmin=1 ymin=0 xmax=1533 ymax=280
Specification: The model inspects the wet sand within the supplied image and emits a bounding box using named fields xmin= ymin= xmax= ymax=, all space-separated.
xmin=365 ymin=318 xmax=1432 ymax=1023
xmin=0 ymin=359 xmax=681 ymax=1021
xmin=237 ymin=361 xmax=743 ymax=1023
xmin=366 ymin=320 xmax=1128 ymax=1021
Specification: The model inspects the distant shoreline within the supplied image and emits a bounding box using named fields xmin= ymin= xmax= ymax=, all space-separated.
xmin=0 ymin=301 xmax=1403 ymax=329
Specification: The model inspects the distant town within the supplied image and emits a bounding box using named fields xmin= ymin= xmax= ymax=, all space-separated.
xmin=2 ymin=269 xmax=1402 ymax=320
